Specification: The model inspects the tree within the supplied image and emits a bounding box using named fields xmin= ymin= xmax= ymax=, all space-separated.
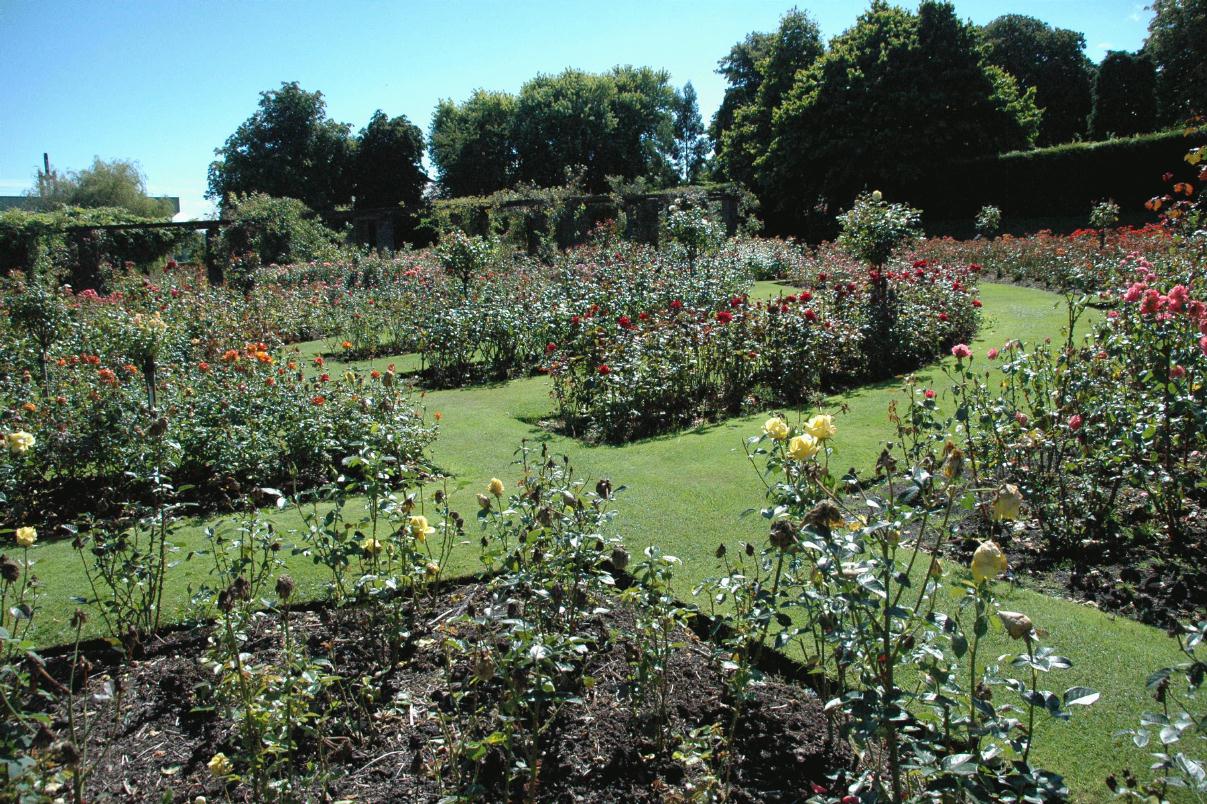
xmin=981 ymin=14 xmax=1095 ymax=145
xmin=606 ymin=66 xmax=679 ymax=185
xmin=29 ymin=157 xmax=174 ymax=218
xmin=760 ymin=1 xmax=1039 ymax=233
xmin=710 ymin=30 xmax=775 ymax=143
xmin=1089 ymin=51 xmax=1158 ymax=139
xmin=1144 ymin=0 xmax=1207 ymax=124
xmin=429 ymin=90 xmax=518 ymax=197
xmin=673 ymin=82 xmax=709 ymax=183
xmin=512 ymin=67 xmax=677 ymax=192
xmin=207 ymin=82 xmax=354 ymax=211
xmin=714 ymin=10 xmax=824 ymax=186
xmin=352 ymin=110 xmax=428 ymax=211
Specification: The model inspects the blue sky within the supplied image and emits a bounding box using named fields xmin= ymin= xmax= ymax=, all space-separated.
xmin=0 ymin=1 xmax=1152 ymax=220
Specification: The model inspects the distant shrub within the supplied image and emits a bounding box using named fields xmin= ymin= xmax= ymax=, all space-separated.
xmin=220 ymin=193 xmax=345 ymax=269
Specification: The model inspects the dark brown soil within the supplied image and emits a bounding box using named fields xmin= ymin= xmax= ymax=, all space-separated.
xmin=32 ymin=581 xmax=852 ymax=802
xmin=945 ymin=507 xmax=1207 ymax=631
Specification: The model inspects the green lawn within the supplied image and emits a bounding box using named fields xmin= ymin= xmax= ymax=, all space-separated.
xmin=18 ymin=282 xmax=1179 ymax=801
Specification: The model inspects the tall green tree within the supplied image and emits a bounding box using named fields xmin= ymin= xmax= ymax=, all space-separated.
xmin=1089 ymin=51 xmax=1158 ymax=139
xmin=510 ymin=67 xmax=677 ymax=192
xmin=714 ymin=10 xmax=824 ymax=186
xmin=603 ymin=66 xmax=678 ymax=185
xmin=710 ymin=30 xmax=775 ymax=144
xmin=761 ymin=1 xmax=1039 ymax=233
xmin=1144 ymin=0 xmax=1207 ymax=124
xmin=207 ymin=82 xmax=354 ymax=211
xmin=981 ymin=14 xmax=1095 ymax=145
xmin=673 ymin=82 xmax=708 ymax=183
xmin=30 ymin=157 xmax=174 ymax=217
xmin=429 ymin=90 xmax=518 ymax=197
xmin=352 ymin=111 xmax=428 ymax=210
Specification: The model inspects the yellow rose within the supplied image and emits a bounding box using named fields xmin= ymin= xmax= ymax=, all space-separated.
xmin=997 ymin=610 xmax=1034 ymax=640
xmin=6 ymin=431 xmax=35 ymax=454
xmin=871 ymin=190 xmax=883 ymax=202
xmin=788 ymin=433 xmax=820 ymax=461
xmin=409 ymin=515 xmax=435 ymax=541
xmin=14 ymin=527 xmax=36 ymax=548
xmin=361 ymin=537 xmax=383 ymax=556
xmin=971 ymin=540 xmax=1008 ymax=584
xmin=763 ymin=417 xmax=790 ymax=441
xmin=207 ymin=752 xmax=233 ymax=777
xmin=990 ymin=484 xmax=1024 ymax=522
xmin=488 ymin=478 xmax=505 ymax=497
xmin=425 ymin=561 xmax=440 ymax=577
xmin=805 ymin=414 xmax=836 ymax=441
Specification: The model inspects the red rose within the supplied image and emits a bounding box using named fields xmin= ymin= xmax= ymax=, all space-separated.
xmin=597 ymin=364 xmax=611 ymax=375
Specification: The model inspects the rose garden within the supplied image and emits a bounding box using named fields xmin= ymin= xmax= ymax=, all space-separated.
xmin=3 ymin=3 xmax=1207 ymax=802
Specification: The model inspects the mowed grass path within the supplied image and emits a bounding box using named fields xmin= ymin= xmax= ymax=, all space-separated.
xmin=21 ymin=282 xmax=1180 ymax=801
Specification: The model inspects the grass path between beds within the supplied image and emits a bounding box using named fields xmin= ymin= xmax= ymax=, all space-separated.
xmin=23 ymin=282 xmax=1176 ymax=801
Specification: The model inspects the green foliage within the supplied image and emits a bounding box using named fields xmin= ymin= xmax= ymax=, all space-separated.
xmin=710 ymin=28 xmax=775 ymax=143
xmin=909 ymin=129 xmax=1204 ymax=223
xmin=219 ymin=193 xmax=345 ymax=268
xmin=352 ymin=110 xmax=428 ymax=212
xmin=1144 ymin=0 xmax=1207 ymax=124
xmin=975 ymin=204 xmax=1003 ymax=238
xmin=714 ymin=9 xmax=823 ymax=189
xmin=981 ymin=14 xmax=1095 ymax=145
xmin=434 ymin=229 xmax=499 ymax=298
xmin=761 ymin=1 xmax=1038 ymax=234
xmin=1091 ymin=51 xmax=1160 ymax=139
xmin=28 ymin=157 xmax=175 ymax=218
xmin=0 ymin=207 xmax=188 ymax=286
xmin=1090 ymin=198 xmax=1121 ymax=229
xmin=208 ymin=82 xmax=355 ymax=211
xmin=1114 ymin=620 xmax=1207 ymax=800
xmin=836 ymin=191 xmax=922 ymax=267
xmin=431 ymin=67 xmax=680 ymax=197
xmin=513 ymin=67 xmax=677 ymax=192
xmin=429 ymin=90 xmax=519 ymax=198
xmin=672 ymin=82 xmax=708 ymax=184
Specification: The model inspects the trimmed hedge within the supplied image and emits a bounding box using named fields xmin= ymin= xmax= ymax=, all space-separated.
xmin=908 ymin=129 xmax=1205 ymax=225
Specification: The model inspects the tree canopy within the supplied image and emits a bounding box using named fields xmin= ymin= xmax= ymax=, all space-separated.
xmin=208 ymin=82 xmax=354 ymax=211
xmin=1090 ymin=51 xmax=1158 ymax=139
xmin=1144 ymin=0 xmax=1207 ymax=124
xmin=30 ymin=157 xmax=174 ymax=218
xmin=981 ymin=14 xmax=1095 ymax=145
xmin=352 ymin=111 xmax=428 ymax=211
xmin=429 ymin=90 xmax=518 ymax=198
xmin=208 ymin=82 xmax=429 ymax=224
xmin=713 ymin=10 xmax=824 ymax=188
xmin=429 ymin=67 xmax=678 ymax=197
xmin=759 ymin=1 xmax=1039 ymax=233
xmin=673 ymin=82 xmax=709 ymax=184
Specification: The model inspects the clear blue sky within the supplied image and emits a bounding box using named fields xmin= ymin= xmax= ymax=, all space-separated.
xmin=0 ymin=0 xmax=1152 ymax=220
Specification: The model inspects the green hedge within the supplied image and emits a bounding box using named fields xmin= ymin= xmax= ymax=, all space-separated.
xmin=0 ymin=207 xmax=188 ymax=287
xmin=907 ymin=129 xmax=1205 ymax=226
xmin=430 ymin=183 xmax=748 ymax=253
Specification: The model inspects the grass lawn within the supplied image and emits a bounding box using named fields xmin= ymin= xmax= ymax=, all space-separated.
xmin=19 ymin=282 xmax=1179 ymax=801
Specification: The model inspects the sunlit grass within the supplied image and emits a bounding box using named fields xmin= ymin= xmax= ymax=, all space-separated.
xmin=20 ymin=282 xmax=1170 ymax=801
